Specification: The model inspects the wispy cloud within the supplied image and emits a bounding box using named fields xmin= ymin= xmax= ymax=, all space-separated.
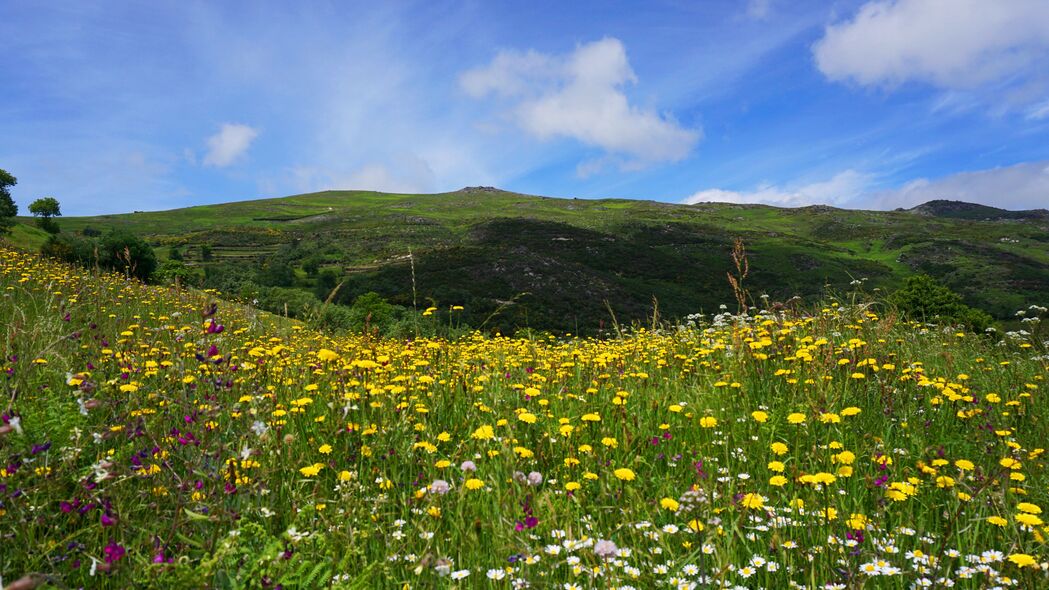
xmin=1026 ymin=100 xmax=1049 ymax=120
xmin=461 ymin=38 xmax=700 ymax=169
xmin=287 ymin=154 xmax=437 ymax=195
xmin=2 ymin=142 xmax=191 ymax=213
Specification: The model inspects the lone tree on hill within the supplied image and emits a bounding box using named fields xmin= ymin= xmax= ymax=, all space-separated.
xmin=0 ymin=169 xmax=17 ymax=235
xmin=29 ymin=196 xmax=62 ymax=233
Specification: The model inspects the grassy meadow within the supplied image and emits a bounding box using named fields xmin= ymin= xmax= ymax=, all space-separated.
xmin=14 ymin=189 xmax=1049 ymax=335
xmin=1 ymin=244 xmax=1048 ymax=589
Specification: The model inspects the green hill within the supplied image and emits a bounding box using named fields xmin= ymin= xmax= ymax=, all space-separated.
xmin=9 ymin=187 xmax=1049 ymax=333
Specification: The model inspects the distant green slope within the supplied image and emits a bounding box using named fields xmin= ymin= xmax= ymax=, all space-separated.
xmin=9 ymin=189 xmax=1049 ymax=333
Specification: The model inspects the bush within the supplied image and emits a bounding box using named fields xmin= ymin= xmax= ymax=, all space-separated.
xmin=888 ymin=274 xmax=993 ymax=332
xmin=346 ymin=292 xmax=398 ymax=333
xmin=100 ymin=230 xmax=158 ymax=281
xmin=314 ymin=304 xmax=354 ymax=331
xmin=257 ymin=286 xmax=318 ymax=319
xmin=41 ymin=233 xmax=95 ymax=265
xmin=155 ymin=259 xmax=204 ymax=287
xmin=41 ymin=230 xmax=158 ymax=282
xmin=256 ymin=260 xmax=296 ymax=287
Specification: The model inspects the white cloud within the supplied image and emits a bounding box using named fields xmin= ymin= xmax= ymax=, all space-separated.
xmin=683 ymin=170 xmax=873 ymax=207
xmin=867 ymin=160 xmax=1049 ymax=210
xmin=685 ymin=161 xmax=1049 ymax=211
xmin=813 ymin=0 xmax=1049 ymax=90
xmin=202 ymin=123 xmax=258 ymax=167
xmin=461 ymin=38 xmax=700 ymax=167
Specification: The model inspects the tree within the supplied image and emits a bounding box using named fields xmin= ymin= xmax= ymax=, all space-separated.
xmin=29 ymin=197 xmax=61 ymax=233
xmin=0 ymin=169 xmax=17 ymax=235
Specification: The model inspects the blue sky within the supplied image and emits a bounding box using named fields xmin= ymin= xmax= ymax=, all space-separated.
xmin=2 ymin=0 xmax=1049 ymax=215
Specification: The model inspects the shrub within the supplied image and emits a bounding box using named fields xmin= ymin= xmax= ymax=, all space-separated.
xmin=347 ymin=292 xmax=399 ymax=333
xmin=99 ymin=230 xmax=158 ymax=281
xmin=155 ymin=259 xmax=204 ymax=287
xmin=41 ymin=230 xmax=158 ymax=282
xmin=888 ymin=274 xmax=993 ymax=332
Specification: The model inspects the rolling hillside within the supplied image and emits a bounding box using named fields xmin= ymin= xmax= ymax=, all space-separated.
xmin=10 ymin=187 xmax=1049 ymax=333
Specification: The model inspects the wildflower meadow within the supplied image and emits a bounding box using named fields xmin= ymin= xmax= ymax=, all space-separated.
xmin=1 ymin=245 xmax=1047 ymax=589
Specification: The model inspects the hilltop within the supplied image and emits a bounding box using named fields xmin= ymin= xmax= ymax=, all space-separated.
xmin=8 ymin=189 xmax=1049 ymax=333
xmin=903 ymin=199 xmax=1049 ymax=221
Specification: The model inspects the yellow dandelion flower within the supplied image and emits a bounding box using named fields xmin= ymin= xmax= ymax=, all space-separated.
xmin=1008 ymin=553 xmax=1037 ymax=568
xmin=471 ymin=425 xmax=495 ymax=440
xmin=316 ymin=349 xmax=340 ymax=362
xmin=1016 ymin=513 xmax=1044 ymax=527
xmin=740 ymin=493 xmax=765 ymax=509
